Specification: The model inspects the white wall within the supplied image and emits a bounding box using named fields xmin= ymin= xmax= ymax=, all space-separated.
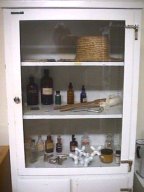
xmin=0 ymin=0 xmax=144 ymax=145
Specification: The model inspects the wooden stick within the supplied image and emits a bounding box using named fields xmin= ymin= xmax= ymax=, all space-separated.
xmin=54 ymin=98 xmax=106 ymax=112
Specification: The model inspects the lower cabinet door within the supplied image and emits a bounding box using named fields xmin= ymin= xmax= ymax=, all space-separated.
xmin=71 ymin=175 xmax=129 ymax=192
xmin=17 ymin=178 xmax=70 ymax=192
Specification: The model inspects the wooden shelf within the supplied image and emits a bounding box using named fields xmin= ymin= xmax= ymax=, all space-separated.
xmin=23 ymin=104 xmax=123 ymax=119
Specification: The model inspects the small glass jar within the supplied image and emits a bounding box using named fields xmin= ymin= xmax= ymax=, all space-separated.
xmin=55 ymin=90 xmax=61 ymax=105
xmin=115 ymin=150 xmax=121 ymax=164
xmin=81 ymin=134 xmax=90 ymax=153
xmin=105 ymin=134 xmax=113 ymax=149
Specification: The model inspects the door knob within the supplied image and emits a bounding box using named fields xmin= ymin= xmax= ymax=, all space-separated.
xmin=14 ymin=97 xmax=21 ymax=104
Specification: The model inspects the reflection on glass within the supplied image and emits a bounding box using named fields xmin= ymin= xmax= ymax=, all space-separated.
xmin=20 ymin=20 xmax=125 ymax=62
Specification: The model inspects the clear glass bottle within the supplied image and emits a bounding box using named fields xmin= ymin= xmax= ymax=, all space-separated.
xmin=67 ymin=82 xmax=74 ymax=104
xmin=41 ymin=69 xmax=53 ymax=105
xmin=26 ymin=76 xmax=39 ymax=105
xmin=81 ymin=134 xmax=90 ymax=153
xmin=30 ymin=139 xmax=38 ymax=163
xmin=45 ymin=135 xmax=54 ymax=153
xmin=36 ymin=135 xmax=45 ymax=156
xmin=56 ymin=135 xmax=62 ymax=153
xmin=105 ymin=134 xmax=113 ymax=149
xmin=80 ymin=85 xmax=87 ymax=103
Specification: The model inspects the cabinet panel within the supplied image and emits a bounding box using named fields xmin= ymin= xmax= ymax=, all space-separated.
xmin=71 ymin=175 xmax=129 ymax=192
xmin=17 ymin=178 xmax=70 ymax=192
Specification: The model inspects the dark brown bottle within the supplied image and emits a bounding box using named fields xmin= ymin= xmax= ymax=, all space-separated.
xmin=26 ymin=76 xmax=39 ymax=105
xmin=56 ymin=135 xmax=62 ymax=153
xmin=70 ymin=135 xmax=78 ymax=152
xmin=67 ymin=82 xmax=74 ymax=104
xmin=45 ymin=135 xmax=54 ymax=153
xmin=41 ymin=69 xmax=53 ymax=105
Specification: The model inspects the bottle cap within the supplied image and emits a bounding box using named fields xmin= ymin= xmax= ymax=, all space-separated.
xmin=69 ymin=82 xmax=73 ymax=88
xmin=56 ymin=90 xmax=60 ymax=94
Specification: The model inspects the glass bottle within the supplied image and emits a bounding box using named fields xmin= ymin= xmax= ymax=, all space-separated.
xmin=81 ymin=133 xmax=90 ymax=153
xmin=26 ymin=76 xmax=39 ymax=105
xmin=56 ymin=135 xmax=62 ymax=153
xmin=30 ymin=139 xmax=38 ymax=163
xmin=80 ymin=85 xmax=87 ymax=103
xmin=55 ymin=90 xmax=61 ymax=105
xmin=41 ymin=69 xmax=53 ymax=105
xmin=70 ymin=135 xmax=78 ymax=152
xmin=105 ymin=134 xmax=113 ymax=149
xmin=36 ymin=135 xmax=45 ymax=156
xmin=67 ymin=82 xmax=74 ymax=104
xmin=45 ymin=135 xmax=54 ymax=153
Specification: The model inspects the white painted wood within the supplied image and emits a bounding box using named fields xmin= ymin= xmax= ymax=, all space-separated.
xmin=71 ymin=175 xmax=129 ymax=192
xmin=23 ymin=104 xmax=123 ymax=119
xmin=17 ymin=178 xmax=70 ymax=192
xmin=0 ymin=1 xmax=143 ymax=9
xmin=21 ymin=61 xmax=124 ymax=67
xmin=3 ymin=6 xmax=142 ymax=192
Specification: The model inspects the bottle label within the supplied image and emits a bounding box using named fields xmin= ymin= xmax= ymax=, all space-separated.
xmin=42 ymin=88 xmax=52 ymax=95
xmin=56 ymin=144 xmax=62 ymax=153
xmin=37 ymin=143 xmax=44 ymax=152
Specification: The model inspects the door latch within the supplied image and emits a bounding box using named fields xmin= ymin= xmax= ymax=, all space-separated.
xmin=125 ymin=25 xmax=139 ymax=40
xmin=121 ymin=160 xmax=133 ymax=172
xmin=120 ymin=188 xmax=132 ymax=192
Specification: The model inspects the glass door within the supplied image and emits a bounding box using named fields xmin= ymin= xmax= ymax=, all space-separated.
xmin=4 ymin=8 xmax=136 ymax=175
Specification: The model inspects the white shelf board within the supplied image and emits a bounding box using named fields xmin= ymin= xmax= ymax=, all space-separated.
xmin=23 ymin=104 xmax=123 ymax=119
xmin=21 ymin=61 xmax=124 ymax=67
xmin=26 ymin=154 xmax=119 ymax=169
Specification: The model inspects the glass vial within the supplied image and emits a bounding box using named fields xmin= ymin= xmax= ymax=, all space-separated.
xmin=81 ymin=134 xmax=90 ymax=153
xmin=56 ymin=135 xmax=62 ymax=153
xmin=36 ymin=135 xmax=45 ymax=156
xmin=115 ymin=150 xmax=121 ymax=164
xmin=30 ymin=139 xmax=38 ymax=163
xmin=67 ymin=82 xmax=74 ymax=104
xmin=105 ymin=134 xmax=113 ymax=149
xmin=41 ymin=69 xmax=53 ymax=105
xmin=80 ymin=85 xmax=87 ymax=103
xmin=26 ymin=76 xmax=39 ymax=105
xmin=70 ymin=135 xmax=78 ymax=152
xmin=55 ymin=90 xmax=61 ymax=105
xmin=45 ymin=135 xmax=54 ymax=153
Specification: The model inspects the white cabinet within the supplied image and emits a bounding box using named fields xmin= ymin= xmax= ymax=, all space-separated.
xmin=71 ymin=175 xmax=129 ymax=192
xmin=3 ymin=4 xmax=142 ymax=192
xmin=17 ymin=178 xmax=70 ymax=192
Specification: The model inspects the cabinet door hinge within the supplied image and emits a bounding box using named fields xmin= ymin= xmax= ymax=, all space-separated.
xmin=11 ymin=11 xmax=24 ymax=15
xmin=121 ymin=160 xmax=133 ymax=172
xmin=120 ymin=188 xmax=132 ymax=192
xmin=125 ymin=25 xmax=139 ymax=40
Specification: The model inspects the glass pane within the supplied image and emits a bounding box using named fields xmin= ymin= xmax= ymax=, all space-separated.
xmin=24 ymin=119 xmax=122 ymax=168
xmin=20 ymin=20 xmax=125 ymax=62
xmin=22 ymin=66 xmax=123 ymax=168
xmin=20 ymin=20 xmax=124 ymax=169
